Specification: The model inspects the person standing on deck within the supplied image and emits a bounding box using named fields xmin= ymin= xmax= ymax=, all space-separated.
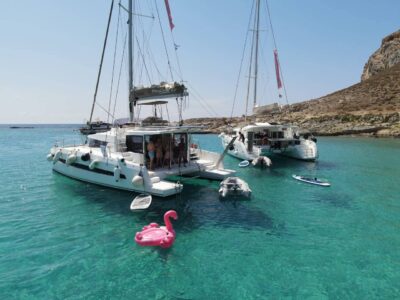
xmin=178 ymin=136 xmax=186 ymax=167
xmin=155 ymin=138 xmax=163 ymax=168
xmin=147 ymin=140 xmax=155 ymax=170
xmin=239 ymin=132 xmax=245 ymax=143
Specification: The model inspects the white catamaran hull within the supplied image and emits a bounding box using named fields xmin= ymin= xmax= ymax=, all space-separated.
xmin=49 ymin=143 xmax=235 ymax=197
xmin=220 ymin=133 xmax=317 ymax=162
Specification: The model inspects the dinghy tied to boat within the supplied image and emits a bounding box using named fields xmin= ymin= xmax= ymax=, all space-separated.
xmin=219 ymin=177 xmax=252 ymax=198
xmin=251 ymin=155 xmax=272 ymax=167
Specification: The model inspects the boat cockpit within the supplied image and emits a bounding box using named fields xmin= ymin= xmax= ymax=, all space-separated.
xmin=87 ymin=130 xmax=190 ymax=171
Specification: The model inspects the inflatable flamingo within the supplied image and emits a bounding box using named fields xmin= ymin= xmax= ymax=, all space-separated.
xmin=135 ymin=210 xmax=178 ymax=248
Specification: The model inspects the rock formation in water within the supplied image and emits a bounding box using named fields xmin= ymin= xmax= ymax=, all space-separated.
xmin=185 ymin=29 xmax=400 ymax=137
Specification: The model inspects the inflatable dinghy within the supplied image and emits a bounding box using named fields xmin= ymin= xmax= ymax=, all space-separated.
xmin=219 ymin=177 xmax=251 ymax=198
xmin=251 ymin=156 xmax=272 ymax=167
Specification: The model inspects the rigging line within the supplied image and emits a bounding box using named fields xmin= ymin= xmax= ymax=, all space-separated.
xmin=112 ymin=31 xmax=128 ymax=123
xmin=265 ymin=0 xmax=289 ymax=105
xmin=146 ymin=0 xmax=162 ymax=82
xmin=135 ymin=2 xmax=152 ymax=85
xmin=95 ymin=101 xmax=116 ymax=120
xmin=107 ymin=3 xmax=122 ymax=124
xmin=184 ymin=81 xmax=220 ymax=117
xmin=154 ymin=0 xmax=174 ymax=82
xmin=89 ymin=0 xmax=114 ymax=124
xmin=139 ymin=20 xmax=156 ymax=83
xmin=146 ymin=43 xmax=164 ymax=81
xmin=165 ymin=102 xmax=170 ymax=122
xmin=135 ymin=35 xmax=152 ymax=84
xmin=169 ymin=30 xmax=184 ymax=82
xmin=155 ymin=47 xmax=216 ymax=118
xmin=192 ymin=91 xmax=219 ymax=117
xmin=230 ymin=0 xmax=255 ymax=120
xmin=176 ymin=74 xmax=218 ymax=116
xmin=188 ymin=91 xmax=217 ymax=117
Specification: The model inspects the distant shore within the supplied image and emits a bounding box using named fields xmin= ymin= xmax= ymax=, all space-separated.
xmin=183 ymin=113 xmax=400 ymax=138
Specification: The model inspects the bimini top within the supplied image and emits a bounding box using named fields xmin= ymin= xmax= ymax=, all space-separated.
xmin=241 ymin=123 xmax=299 ymax=132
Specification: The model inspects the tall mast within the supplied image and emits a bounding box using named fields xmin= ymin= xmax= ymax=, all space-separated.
xmin=244 ymin=8 xmax=256 ymax=123
xmin=88 ymin=0 xmax=114 ymax=125
xmin=253 ymin=0 xmax=260 ymax=109
xmin=128 ymin=0 xmax=134 ymax=122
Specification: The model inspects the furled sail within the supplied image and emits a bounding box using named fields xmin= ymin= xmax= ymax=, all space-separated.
xmin=274 ymin=49 xmax=282 ymax=94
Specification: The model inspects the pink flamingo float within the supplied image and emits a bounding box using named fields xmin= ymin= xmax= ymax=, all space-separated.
xmin=135 ymin=210 xmax=178 ymax=248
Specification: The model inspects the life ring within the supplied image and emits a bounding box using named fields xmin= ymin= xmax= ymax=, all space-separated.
xmin=238 ymin=160 xmax=250 ymax=168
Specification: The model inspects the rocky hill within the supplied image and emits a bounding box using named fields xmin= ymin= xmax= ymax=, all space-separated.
xmin=362 ymin=30 xmax=400 ymax=81
xmin=185 ymin=30 xmax=400 ymax=137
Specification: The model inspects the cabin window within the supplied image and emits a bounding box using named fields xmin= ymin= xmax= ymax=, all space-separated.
xmin=126 ymin=135 xmax=143 ymax=153
xmin=88 ymin=139 xmax=108 ymax=148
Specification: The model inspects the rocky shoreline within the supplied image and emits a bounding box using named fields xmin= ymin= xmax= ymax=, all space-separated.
xmin=184 ymin=112 xmax=400 ymax=137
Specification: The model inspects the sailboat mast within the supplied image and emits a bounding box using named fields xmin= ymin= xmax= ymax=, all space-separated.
xmin=88 ymin=0 xmax=114 ymax=125
xmin=253 ymin=0 xmax=260 ymax=109
xmin=128 ymin=0 xmax=134 ymax=122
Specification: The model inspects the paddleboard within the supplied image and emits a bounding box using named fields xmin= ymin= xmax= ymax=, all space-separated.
xmin=130 ymin=194 xmax=152 ymax=210
xmin=292 ymin=175 xmax=330 ymax=187
xmin=238 ymin=160 xmax=250 ymax=168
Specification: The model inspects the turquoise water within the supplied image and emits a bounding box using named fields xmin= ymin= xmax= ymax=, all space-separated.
xmin=1 ymin=125 xmax=400 ymax=299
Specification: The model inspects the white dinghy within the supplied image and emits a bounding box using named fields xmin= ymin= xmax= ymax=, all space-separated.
xmin=292 ymin=175 xmax=331 ymax=187
xmin=130 ymin=194 xmax=152 ymax=211
xmin=219 ymin=177 xmax=252 ymax=198
xmin=251 ymin=156 xmax=272 ymax=167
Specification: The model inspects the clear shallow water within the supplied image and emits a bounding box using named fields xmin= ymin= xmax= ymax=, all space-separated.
xmin=1 ymin=125 xmax=400 ymax=299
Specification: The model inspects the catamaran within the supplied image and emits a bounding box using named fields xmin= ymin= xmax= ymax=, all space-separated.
xmin=47 ymin=0 xmax=235 ymax=197
xmin=219 ymin=0 xmax=318 ymax=162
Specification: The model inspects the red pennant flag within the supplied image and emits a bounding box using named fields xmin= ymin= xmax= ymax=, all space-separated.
xmin=164 ymin=0 xmax=175 ymax=31
xmin=274 ymin=49 xmax=282 ymax=89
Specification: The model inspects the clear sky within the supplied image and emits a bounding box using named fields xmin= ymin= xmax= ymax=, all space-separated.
xmin=1 ymin=0 xmax=399 ymax=124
